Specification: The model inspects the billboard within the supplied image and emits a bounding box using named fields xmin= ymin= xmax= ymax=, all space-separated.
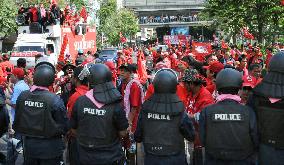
xmin=170 ymin=27 xmax=189 ymax=35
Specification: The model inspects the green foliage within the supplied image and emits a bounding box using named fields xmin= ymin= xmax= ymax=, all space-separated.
xmin=70 ymin=0 xmax=86 ymax=9
xmin=100 ymin=8 xmax=139 ymax=45
xmin=98 ymin=0 xmax=117 ymax=27
xmin=0 ymin=0 xmax=18 ymax=37
xmin=97 ymin=0 xmax=139 ymax=46
xmin=203 ymin=0 xmax=284 ymax=43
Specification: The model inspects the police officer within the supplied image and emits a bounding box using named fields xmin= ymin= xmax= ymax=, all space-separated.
xmin=0 ymin=88 xmax=9 ymax=164
xmin=199 ymin=68 xmax=258 ymax=164
xmin=247 ymin=51 xmax=284 ymax=165
xmin=134 ymin=69 xmax=195 ymax=165
xmin=70 ymin=64 xmax=128 ymax=165
xmin=13 ymin=62 xmax=69 ymax=165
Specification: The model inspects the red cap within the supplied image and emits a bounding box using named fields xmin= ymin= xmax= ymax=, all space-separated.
xmin=12 ymin=68 xmax=25 ymax=78
xmin=205 ymin=61 xmax=224 ymax=73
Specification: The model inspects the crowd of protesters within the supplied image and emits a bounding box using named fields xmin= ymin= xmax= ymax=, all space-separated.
xmin=16 ymin=1 xmax=87 ymax=31
xmin=139 ymin=14 xmax=199 ymax=24
xmin=0 ymin=38 xmax=283 ymax=164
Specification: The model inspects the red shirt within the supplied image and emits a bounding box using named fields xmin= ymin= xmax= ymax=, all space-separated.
xmin=185 ymin=86 xmax=214 ymax=114
xmin=67 ymin=85 xmax=89 ymax=118
xmin=0 ymin=61 xmax=14 ymax=76
xmin=205 ymin=78 xmax=216 ymax=94
xmin=121 ymin=82 xmax=142 ymax=107
xmin=185 ymin=86 xmax=214 ymax=147
xmin=121 ymin=81 xmax=142 ymax=132
xmin=265 ymin=53 xmax=272 ymax=68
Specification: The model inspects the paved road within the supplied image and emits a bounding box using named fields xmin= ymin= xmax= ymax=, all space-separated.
xmin=0 ymin=134 xmax=24 ymax=165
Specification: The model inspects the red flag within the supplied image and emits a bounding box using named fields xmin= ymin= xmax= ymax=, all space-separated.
xmin=80 ymin=7 xmax=88 ymax=22
xmin=59 ymin=35 xmax=68 ymax=62
xmin=137 ymin=51 xmax=148 ymax=84
xmin=51 ymin=0 xmax=57 ymax=4
xmin=221 ymin=40 xmax=228 ymax=49
xmin=192 ymin=42 xmax=212 ymax=62
xmin=243 ymin=28 xmax=254 ymax=40
xmin=119 ymin=32 xmax=127 ymax=43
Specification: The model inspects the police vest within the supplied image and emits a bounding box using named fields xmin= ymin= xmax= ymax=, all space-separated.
xmin=14 ymin=90 xmax=63 ymax=138
xmin=76 ymin=96 xmax=119 ymax=148
xmin=205 ymin=100 xmax=254 ymax=160
xmin=255 ymin=96 xmax=284 ymax=149
xmin=141 ymin=97 xmax=184 ymax=156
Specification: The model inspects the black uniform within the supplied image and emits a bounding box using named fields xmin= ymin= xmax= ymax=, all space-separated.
xmin=71 ymin=95 xmax=128 ymax=164
xmin=135 ymin=69 xmax=195 ymax=165
xmin=71 ymin=64 xmax=128 ymax=165
xmin=14 ymin=89 xmax=68 ymax=164
xmin=199 ymin=68 xmax=258 ymax=165
xmin=14 ymin=62 xmax=69 ymax=165
xmin=247 ymin=51 xmax=284 ymax=165
xmin=199 ymin=100 xmax=258 ymax=165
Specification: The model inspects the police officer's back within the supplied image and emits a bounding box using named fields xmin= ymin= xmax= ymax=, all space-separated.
xmin=70 ymin=64 xmax=128 ymax=165
xmin=14 ymin=62 xmax=69 ymax=165
xmin=134 ymin=69 xmax=195 ymax=165
xmin=247 ymin=51 xmax=284 ymax=165
xmin=199 ymin=68 xmax=258 ymax=165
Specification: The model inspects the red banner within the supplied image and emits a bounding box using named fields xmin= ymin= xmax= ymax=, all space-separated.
xmin=11 ymin=51 xmax=43 ymax=57
xmin=61 ymin=25 xmax=96 ymax=62
xmin=163 ymin=35 xmax=191 ymax=45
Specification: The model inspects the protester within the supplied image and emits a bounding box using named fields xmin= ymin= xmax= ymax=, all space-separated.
xmin=181 ymin=69 xmax=214 ymax=164
xmin=119 ymin=64 xmax=144 ymax=133
xmin=5 ymin=68 xmax=29 ymax=124
xmin=204 ymin=61 xmax=224 ymax=96
xmin=65 ymin=66 xmax=89 ymax=165
xmin=66 ymin=66 xmax=89 ymax=118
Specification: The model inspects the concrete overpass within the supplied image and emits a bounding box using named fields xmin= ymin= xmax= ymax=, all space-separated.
xmin=139 ymin=21 xmax=214 ymax=28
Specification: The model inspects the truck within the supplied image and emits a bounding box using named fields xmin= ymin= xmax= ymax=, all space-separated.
xmin=10 ymin=23 xmax=96 ymax=68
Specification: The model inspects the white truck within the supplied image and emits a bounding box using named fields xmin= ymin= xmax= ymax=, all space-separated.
xmin=10 ymin=23 xmax=97 ymax=68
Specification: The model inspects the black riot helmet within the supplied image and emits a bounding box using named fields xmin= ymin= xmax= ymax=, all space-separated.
xmin=153 ymin=69 xmax=178 ymax=94
xmin=33 ymin=62 xmax=55 ymax=87
xmin=216 ymin=68 xmax=242 ymax=90
xmin=268 ymin=51 xmax=284 ymax=73
xmin=88 ymin=64 xmax=112 ymax=87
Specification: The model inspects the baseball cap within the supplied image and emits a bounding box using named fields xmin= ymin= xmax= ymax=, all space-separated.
xmin=204 ymin=61 xmax=224 ymax=74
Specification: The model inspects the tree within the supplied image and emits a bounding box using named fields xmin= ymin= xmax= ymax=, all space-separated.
xmin=100 ymin=8 xmax=139 ymax=45
xmin=97 ymin=0 xmax=117 ymax=28
xmin=0 ymin=0 xmax=18 ymax=37
xmin=203 ymin=0 xmax=284 ymax=44
xmin=96 ymin=0 xmax=117 ymax=48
